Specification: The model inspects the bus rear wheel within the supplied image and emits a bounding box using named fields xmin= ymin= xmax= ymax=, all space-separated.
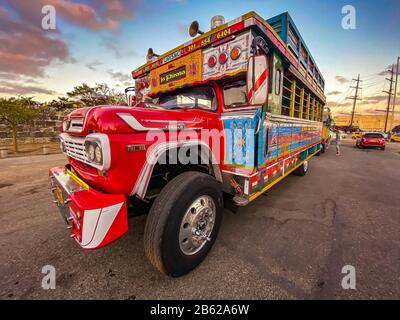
xmin=293 ymin=160 xmax=309 ymax=176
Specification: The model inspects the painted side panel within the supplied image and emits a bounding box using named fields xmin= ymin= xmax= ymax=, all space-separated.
xmin=221 ymin=108 xmax=262 ymax=175
xmin=253 ymin=113 xmax=322 ymax=195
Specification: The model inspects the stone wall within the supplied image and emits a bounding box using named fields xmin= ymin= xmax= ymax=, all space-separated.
xmin=0 ymin=107 xmax=74 ymax=145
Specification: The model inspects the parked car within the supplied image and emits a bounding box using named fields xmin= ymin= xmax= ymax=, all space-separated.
xmin=356 ymin=132 xmax=386 ymax=150
xmin=352 ymin=131 xmax=362 ymax=139
xmin=390 ymin=133 xmax=400 ymax=142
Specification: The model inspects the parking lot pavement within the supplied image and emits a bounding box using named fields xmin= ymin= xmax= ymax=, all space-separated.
xmin=0 ymin=141 xmax=399 ymax=300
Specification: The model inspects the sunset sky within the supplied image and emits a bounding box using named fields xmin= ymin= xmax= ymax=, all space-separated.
xmin=0 ymin=0 xmax=399 ymax=117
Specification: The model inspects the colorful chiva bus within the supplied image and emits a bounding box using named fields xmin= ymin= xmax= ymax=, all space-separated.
xmin=51 ymin=11 xmax=327 ymax=276
xmin=133 ymin=11 xmax=325 ymax=206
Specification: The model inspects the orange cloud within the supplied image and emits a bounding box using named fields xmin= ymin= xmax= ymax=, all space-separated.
xmin=0 ymin=0 xmax=139 ymax=81
xmin=6 ymin=0 xmax=136 ymax=32
xmin=0 ymin=7 xmax=70 ymax=78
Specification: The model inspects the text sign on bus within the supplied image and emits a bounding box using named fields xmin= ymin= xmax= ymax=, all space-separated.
xmin=160 ymin=66 xmax=186 ymax=85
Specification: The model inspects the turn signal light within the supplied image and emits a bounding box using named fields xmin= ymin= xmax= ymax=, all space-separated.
xmin=230 ymin=46 xmax=241 ymax=60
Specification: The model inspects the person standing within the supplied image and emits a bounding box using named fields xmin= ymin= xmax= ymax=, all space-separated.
xmin=335 ymin=129 xmax=342 ymax=156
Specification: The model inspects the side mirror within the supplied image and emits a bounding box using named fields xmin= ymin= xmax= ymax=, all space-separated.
xmin=247 ymin=55 xmax=268 ymax=105
xmin=125 ymin=86 xmax=136 ymax=106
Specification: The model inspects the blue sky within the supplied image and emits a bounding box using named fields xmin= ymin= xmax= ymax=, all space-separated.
xmin=1 ymin=0 xmax=399 ymax=115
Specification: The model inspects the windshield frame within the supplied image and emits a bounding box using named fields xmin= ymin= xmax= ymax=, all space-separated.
xmin=152 ymin=85 xmax=218 ymax=112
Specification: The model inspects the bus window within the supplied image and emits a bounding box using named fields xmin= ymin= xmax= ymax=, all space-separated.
xmin=275 ymin=68 xmax=282 ymax=95
xmin=223 ymin=80 xmax=248 ymax=108
xmin=264 ymin=127 xmax=269 ymax=157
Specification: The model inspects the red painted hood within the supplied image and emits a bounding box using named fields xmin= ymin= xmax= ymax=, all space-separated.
xmin=64 ymin=105 xmax=215 ymax=135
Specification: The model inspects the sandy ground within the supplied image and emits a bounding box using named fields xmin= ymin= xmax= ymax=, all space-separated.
xmin=0 ymin=139 xmax=399 ymax=299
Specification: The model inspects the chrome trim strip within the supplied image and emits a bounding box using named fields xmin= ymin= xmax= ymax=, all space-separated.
xmin=131 ymin=140 xmax=223 ymax=198
xmin=117 ymin=113 xmax=156 ymax=131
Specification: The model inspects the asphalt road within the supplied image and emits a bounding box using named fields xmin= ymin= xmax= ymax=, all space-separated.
xmin=1 ymin=139 xmax=400 ymax=299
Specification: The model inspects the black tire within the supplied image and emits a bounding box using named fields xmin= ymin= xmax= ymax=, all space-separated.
xmin=315 ymin=145 xmax=322 ymax=156
xmin=293 ymin=160 xmax=309 ymax=176
xmin=144 ymin=171 xmax=223 ymax=277
xmin=381 ymin=146 xmax=385 ymax=151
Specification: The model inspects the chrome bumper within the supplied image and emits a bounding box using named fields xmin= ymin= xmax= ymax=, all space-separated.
xmin=49 ymin=167 xmax=88 ymax=225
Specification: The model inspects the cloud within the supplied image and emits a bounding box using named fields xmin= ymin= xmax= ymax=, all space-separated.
xmin=108 ymin=70 xmax=133 ymax=87
xmin=0 ymin=1 xmax=140 ymax=96
xmin=5 ymin=0 xmax=137 ymax=33
xmin=0 ymin=7 xmax=71 ymax=78
xmin=361 ymin=94 xmax=389 ymax=105
xmin=0 ymin=81 xmax=58 ymax=95
xmin=378 ymin=63 xmax=400 ymax=76
xmin=99 ymin=39 xmax=140 ymax=58
xmin=326 ymin=90 xmax=342 ymax=96
xmin=108 ymin=70 xmax=131 ymax=82
xmin=86 ymin=60 xmax=103 ymax=71
xmin=335 ymin=76 xmax=350 ymax=84
xmin=326 ymin=101 xmax=352 ymax=108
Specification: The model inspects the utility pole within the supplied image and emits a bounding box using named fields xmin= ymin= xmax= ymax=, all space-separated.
xmin=347 ymin=74 xmax=362 ymax=129
xmin=390 ymin=57 xmax=399 ymax=131
xmin=383 ymin=66 xmax=395 ymax=133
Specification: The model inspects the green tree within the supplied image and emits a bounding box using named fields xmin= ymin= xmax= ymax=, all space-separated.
xmin=48 ymin=97 xmax=74 ymax=111
xmin=0 ymin=97 xmax=45 ymax=152
xmin=67 ymin=83 xmax=126 ymax=106
xmin=67 ymin=83 xmax=107 ymax=106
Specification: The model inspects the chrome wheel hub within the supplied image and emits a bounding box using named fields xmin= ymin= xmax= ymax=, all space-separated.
xmin=179 ymin=195 xmax=216 ymax=255
xmin=303 ymin=160 xmax=308 ymax=172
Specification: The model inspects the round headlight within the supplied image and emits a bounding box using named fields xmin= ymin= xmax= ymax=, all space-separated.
xmin=62 ymin=120 xmax=70 ymax=131
xmin=88 ymin=144 xmax=95 ymax=161
xmin=95 ymin=145 xmax=102 ymax=163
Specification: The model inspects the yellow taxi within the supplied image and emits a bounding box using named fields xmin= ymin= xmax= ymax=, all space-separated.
xmin=352 ymin=131 xmax=363 ymax=139
xmin=390 ymin=133 xmax=400 ymax=142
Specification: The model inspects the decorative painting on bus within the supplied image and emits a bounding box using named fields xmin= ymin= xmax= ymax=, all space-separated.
xmin=149 ymin=50 xmax=203 ymax=94
xmin=135 ymin=75 xmax=150 ymax=102
xmin=202 ymin=31 xmax=252 ymax=80
xmin=223 ymin=115 xmax=258 ymax=173
xmin=257 ymin=116 xmax=322 ymax=168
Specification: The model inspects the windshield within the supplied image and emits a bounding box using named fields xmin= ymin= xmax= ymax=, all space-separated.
xmin=223 ymin=80 xmax=248 ymax=108
xmin=364 ymin=133 xmax=383 ymax=138
xmin=154 ymin=86 xmax=217 ymax=111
